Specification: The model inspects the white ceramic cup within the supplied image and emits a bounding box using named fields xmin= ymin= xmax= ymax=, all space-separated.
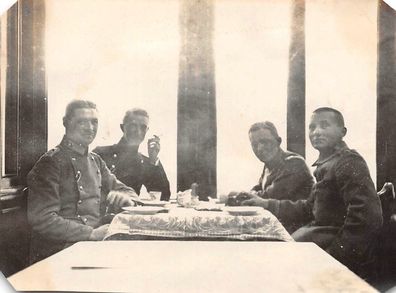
xmin=149 ymin=191 xmax=162 ymax=201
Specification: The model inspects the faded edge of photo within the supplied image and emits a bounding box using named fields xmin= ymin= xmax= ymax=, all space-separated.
xmin=0 ymin=272 xmax=16 ymax=293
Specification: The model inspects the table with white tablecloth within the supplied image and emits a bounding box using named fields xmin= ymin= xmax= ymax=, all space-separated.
xmin=104 ymin=205 xmax=293 ymax=242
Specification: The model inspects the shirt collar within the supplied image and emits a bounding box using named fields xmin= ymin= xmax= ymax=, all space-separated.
xmin=60 ymin=136 xmax=88 ymax=156
xmin=116 ymin=137 xmax=140 ymax=154
xmin=117 ymin=137 xmax=129 ymax=148
xmin=312 ymin=141 xmax=348 ymax=166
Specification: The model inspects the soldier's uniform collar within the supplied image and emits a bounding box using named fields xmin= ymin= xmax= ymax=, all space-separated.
xmin=312 ymin=141 xmax=348 ymax=166
xmin=116 ymin=137 xmax=139 ymax=153
xmin=264 ymin=148 xmax=284 ymax=171
xmin=61 ymin=136 xmax=89 ymax=156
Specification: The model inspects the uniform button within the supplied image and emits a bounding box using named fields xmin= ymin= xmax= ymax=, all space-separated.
xmin=77 ymin=214 xmax=81 ymax=218
xmin=113 ymin=153 xmax=117 ymax=158
xmin=77 ymin=170 xmax=81 ymax=174
xmin=111 ymin=165 xmax=115 ymax=169
xmin=83 ymin=218 xmax=88 ymax=222
xmin=78 ymin=200 xmax=82 ymax=204
xmin=72 ymin=157 xmax=76 ymax=161
xmin=97 ymin=170 xmax=100 ymax=174
xmin=141 ymin=159 xmax=144 ymax=164
xmin=79 ymin=186 xmax=83 ymax=190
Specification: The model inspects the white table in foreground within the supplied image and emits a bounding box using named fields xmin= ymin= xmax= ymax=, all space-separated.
xmin=8 ymin=241 xmax=376 ymax=293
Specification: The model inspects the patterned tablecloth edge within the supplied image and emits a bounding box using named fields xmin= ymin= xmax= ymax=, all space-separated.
xmin=104 ymin=229 xmax=294 ymax=242
xmin=104 ymin=209 xmax=294 ymax=242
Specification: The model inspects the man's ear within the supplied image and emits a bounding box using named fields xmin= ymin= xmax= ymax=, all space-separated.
xmin=63 ymin=117 xmax=68 ymax=128
xmin=120 ymin=124 xmax=124 ymax=133
xmin=342 ymin=127 xmax=347 ymax=137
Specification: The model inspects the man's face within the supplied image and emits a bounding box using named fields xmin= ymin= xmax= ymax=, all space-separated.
xmin=309 ymin=111 xmax=346 ymax=152
xmin=249 ymin=128 xmax=280 ymax=163
xmin=122 ymin=114 xmax=149 ymax=146
xmin=65 ymin=108 xmax=98 ymax=147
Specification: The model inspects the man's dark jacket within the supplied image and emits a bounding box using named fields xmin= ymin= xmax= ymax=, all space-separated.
xmin=251 ymin=149 xmax=314 ymax=201
xmin=93 ymin=138 xmax=171 ymax=201
xmin=266 ymin=142 xmax=383 ymax=275
xmin=27 ymin=137 xmax=137 ymax=263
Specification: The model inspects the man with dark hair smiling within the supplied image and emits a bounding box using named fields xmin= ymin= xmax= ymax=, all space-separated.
xmin=94 ymin=108 xmax=171 ymax=201
xmin=241 ymin=107 xmax=383 ymax=277
xmin=27 ymin=100 xmax=140 ymax=263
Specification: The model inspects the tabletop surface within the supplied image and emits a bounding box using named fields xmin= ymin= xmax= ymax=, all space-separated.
xmin=8 ymin=240 xmax=376 ymax=293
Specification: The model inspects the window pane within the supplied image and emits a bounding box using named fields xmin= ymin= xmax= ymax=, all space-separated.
xmin=46 ymin=0 xmax=179 ymax=193
xmin=305 ymin=0 xmax=377 ymax=184
xmin=215 ymin=1 xmax=291 ymax=194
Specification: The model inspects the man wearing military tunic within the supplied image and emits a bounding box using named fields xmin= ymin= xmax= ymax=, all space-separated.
xmin=241 ymin=108 xmax=383 ymax=277
xmin=93 ymin=108 xmax=171 ymax=201
xmin=27 ymin=100 xmax=140 ymax=263
xmin=226 ymin=121 xmax=313 ymax=232
xmin=228 ymin=121 xmax=313 ymax=202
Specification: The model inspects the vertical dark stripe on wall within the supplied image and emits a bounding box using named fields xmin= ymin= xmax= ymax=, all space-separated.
xmin=5 ymin=3 xmax=19 ymax=175
xmin=287 ymin=0 xmax=306 ymax=157
xmin=377 ymin=1 xmax=396 ymax=189
xmin=177 ymin=0 xmax=216 ymax=199
xmin=18 ymin=0 xmax=47 ymax=181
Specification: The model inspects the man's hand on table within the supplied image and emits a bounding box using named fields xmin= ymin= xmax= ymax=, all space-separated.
xmin=227 ymin=191 xmax=263 ymax=206
xmin=107 ymin=190 xmax=136 ymax=213
xmin=89 ymin=224 xmax=110 ymax=241
xmin=241 ymin=193 xmax=269 ymax=209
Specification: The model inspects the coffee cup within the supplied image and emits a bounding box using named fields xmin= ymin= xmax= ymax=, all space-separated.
xmin=149 ymin=191 xmax=162 ymax=201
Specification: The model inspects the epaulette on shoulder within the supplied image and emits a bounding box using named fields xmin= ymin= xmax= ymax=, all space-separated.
xmin=45 ymin=147 xmax=61 ymax=157
xmin=90 ymin=151 xmax=101 ymax=159
xmin=92 ymin=144 xmax=116 ymax=155
xmin=342 ymin=148 xmax=363 ymax=160
xmin=285 ymin=154 xmax=304 ymax=161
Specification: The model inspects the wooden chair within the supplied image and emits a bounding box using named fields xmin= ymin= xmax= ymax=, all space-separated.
xmin=375 ymin=182 xmax=396 ymax=290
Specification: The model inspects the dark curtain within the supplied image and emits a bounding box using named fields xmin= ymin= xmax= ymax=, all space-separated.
xmin=177 ymin=0 xmax=216 ymax=199
xmin=18 ymin=0 xmax=48 ymax=181
xmin=0 ymin=0 xmax=47 ymax=277
xmin=376 ymin=1 xmax=396 ymax=289
xmin=287 ymin=0 xmax=306 ymax=157
xmin=377 ymin=1 xmax=396 ymax=190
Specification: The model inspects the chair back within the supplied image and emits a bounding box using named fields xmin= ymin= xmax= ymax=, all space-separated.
xmin=378 ymin=182 xmax=396 ymax=225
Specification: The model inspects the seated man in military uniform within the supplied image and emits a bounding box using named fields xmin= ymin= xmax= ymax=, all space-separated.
xmin=241 ymin=108 xmax=383 ymax=278
xmin=28 ymin=100 xmax=140 ymax=264
xmin=228 ymin=121 xmax=313 ymax=202
xmin=227 ymin=121 xmax=313 ymax=232
xmin=93 ymin=108 xmax=171 ymax=201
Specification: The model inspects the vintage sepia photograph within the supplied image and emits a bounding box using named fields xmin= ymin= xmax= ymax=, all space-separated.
xmin=1 ymin=0 xmax=396 ymax=291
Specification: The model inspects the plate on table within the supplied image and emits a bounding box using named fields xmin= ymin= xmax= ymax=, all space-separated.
xmin=194 ymin=203 xmax=225 ymax=212
xmin=122 ymin=206 xmax=169 ymax=215
xmin=223 ymin=206 xmax=263 ymax=216
xmin=140 ymin=200 xmax=169 ymax=207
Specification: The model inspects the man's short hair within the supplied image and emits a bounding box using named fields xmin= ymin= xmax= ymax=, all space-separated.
xmin=313 ymin=107 xmax=345 ymax=127
xmin=64 ymin=99 xmax=97 ymax=120
xmin=249 ymin=121 xmax=282 ymax=144
xmin=122 ymin=108 xmax=149 ymax=124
